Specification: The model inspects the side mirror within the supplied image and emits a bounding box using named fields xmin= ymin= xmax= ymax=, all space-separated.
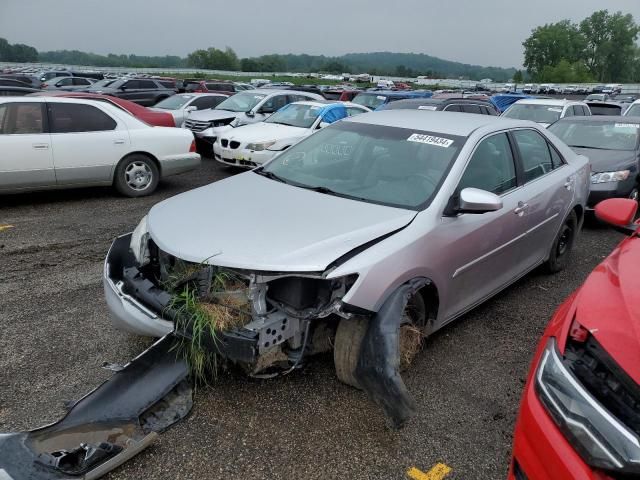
xmin=245 ymin=110 xmax=255 ymax=117
xmin=185 ymin=105 xmax=197 ymax=112
xmin=595 ymin=198 xmax=638 ymax=228
xmin=317 ymin=121 xmax=330 ymax=129
xmin=457 ymin=188 xmax=503 ymax=214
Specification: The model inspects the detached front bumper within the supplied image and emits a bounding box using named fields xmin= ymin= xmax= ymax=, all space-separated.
xmin=103 ymin=234 xmax=173 ymax=337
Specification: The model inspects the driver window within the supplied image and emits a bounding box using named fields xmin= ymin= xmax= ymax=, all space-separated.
xmin=261 ymin=95 xmax=288 ymax=112
xmin=458 ymin=133 xmax=517 ymax=195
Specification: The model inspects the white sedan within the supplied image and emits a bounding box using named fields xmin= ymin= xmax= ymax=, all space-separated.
xmin=213 ymin=101 xmax=369 ymax=168
xmin=0 ymin=97 xmax=200 ymax=197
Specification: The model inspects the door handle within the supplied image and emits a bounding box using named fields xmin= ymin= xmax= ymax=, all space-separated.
xmin=514 ymin=202 xmax=529 ymax=216
xmin=564 ymin=178 xmax=573 ymax=191
xmin=113 ymin=139 xmax=125 ymax=145
xmin=32 ymin=143 xmax=49 ymax=149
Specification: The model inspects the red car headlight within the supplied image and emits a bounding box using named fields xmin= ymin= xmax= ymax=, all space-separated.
xmin=535 ymin=337 xmax=640 ymax=474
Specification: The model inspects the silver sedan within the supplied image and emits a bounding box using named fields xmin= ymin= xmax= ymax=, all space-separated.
xmin=150 ymin=93 xmax=228 ymax=127
xmin=104 ymin=111 xmax=589 ymax=426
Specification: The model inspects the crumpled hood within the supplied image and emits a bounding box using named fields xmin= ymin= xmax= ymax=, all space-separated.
xmin=147 ymin=172 xmax=417 ymax=272
xmin=186 ymin=108 xmax=239 ymax=122
xmin=571 ymin=147 xmax=637 ymax=173
xmin=574 ymin=234 xmax=640 ymax=384
xmin=225 ymin=122 xmax=306 ymax=144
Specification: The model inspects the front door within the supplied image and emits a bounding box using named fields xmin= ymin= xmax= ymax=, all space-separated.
xmin=440 ymin=132 xmax=532 ymax=319
xmin=0 ymin=101 xmax=55 ymax=190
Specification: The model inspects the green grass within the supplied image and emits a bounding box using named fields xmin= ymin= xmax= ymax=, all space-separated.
xmin=167 ymin=267 xmax=250 ymax=385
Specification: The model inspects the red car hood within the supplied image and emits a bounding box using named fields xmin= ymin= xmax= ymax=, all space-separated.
xmin=574 ymin=233 xmax=640 ymax=384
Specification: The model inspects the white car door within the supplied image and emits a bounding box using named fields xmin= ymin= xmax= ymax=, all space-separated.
xmin=47 ymin=102 xmax=128 ymax=185
xmin=0 ymin=100 xmax=55 ymax=190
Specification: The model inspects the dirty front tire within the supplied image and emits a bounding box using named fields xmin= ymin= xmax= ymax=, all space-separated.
xmin=333 ymin=292 xmax=427 ymax=388
xmin=333 ymin=316 xmax=368 ymax=389
xmin=545 ymin=210 xmax=578 ymax=273
xmin=113 ymin=154 xmax=160 ymax=197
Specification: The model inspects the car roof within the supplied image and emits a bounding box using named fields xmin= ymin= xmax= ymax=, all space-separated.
xmin=389 ymin=98 xmax=493 ymax=106
xmin=553 ymin=115 xmax=640 ymax=123
xmin=345 ymin=109 xmax=526 ymax=136
xmin=514 ymin=98 xmax=583 ymax=106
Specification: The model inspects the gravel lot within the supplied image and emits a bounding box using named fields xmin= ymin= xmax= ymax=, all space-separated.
xmin=0 ymin=158 xmax=624 ymax=479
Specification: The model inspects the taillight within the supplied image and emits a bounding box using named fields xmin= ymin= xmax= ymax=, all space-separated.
xmin=189 ymin=140 xmax=196 ymax=153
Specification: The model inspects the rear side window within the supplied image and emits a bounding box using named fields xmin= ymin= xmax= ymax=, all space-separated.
xmin=443 ymin=104 xmax=462 ymax=112
xmin=191 ymin=96 xmax=225 ymax=109
xmin=0 ymin=102 xmax=45 ymax=134
xmin=58 ymin=78 xmax=74 ymax=86
xmin=138 ymin=80 xmax=157 ymax=89
xmin=206 ymin=83 xmax=233 ymax=92
xmin=458 ymin=133 xmax=517 ymax=195
xmin=512 ymin=130 xmax=554 ymax=182
xmin=48 ymin=103 xmax=117 ymax=133
xmin=462 ymin=104 xmax=482 ymax=114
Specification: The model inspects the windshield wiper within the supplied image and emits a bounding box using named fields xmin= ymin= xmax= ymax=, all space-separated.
xmin=569 ymin=145 xmax=609 ymax=150
xmin=297 ymin=184 xmax=370 ymax=202
xmin=253 ymin=169 xmax=289 ymax=184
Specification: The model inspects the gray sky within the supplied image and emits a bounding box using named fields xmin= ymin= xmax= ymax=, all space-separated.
xmin=1 ymin=0 xmax=638 ymax=68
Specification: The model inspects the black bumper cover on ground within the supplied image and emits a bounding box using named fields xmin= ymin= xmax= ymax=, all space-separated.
xmin=0 ymin=335 xmax=192 ymax=479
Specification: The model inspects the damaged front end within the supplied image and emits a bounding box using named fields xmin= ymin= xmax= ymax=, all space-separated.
xmin=105 ymin=233 xmax=358 ymax=378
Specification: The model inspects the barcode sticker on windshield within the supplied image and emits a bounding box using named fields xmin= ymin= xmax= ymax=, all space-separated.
xmin=407 ymin=133 xmax=453 ymax=148
xmin=548 ymin=107 xmax=563 ymax=112
xmin=615 ymin=123 xmax=640 ymax=128
xmin=418 ymin=106 xmax=438 ymax=111
xmin=377 ymin=96 xmax=386 ymax=100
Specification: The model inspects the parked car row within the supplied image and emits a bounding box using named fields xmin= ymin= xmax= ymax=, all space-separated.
xmin=1 ymin=71 xmax=640 ymax=478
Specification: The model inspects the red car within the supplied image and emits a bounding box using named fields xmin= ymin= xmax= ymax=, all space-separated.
xmin=509 ymin=198 xmax=640 ymax=480
xmin=29 ymin=91 xmax=175 ymax=127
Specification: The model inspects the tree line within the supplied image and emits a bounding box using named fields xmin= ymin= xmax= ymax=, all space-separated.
xmin=0 ymin=36 xmax=516 ymax=81
xmin=0 ymin=38 xmax=38 ymax=63
xmin=523 ymin=10 xmax=640 ymax=83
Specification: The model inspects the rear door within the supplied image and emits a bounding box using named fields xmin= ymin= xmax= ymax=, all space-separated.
xmin=133 ymin=80 xmax=158 ymax=106
xmin=442 ymin=131 xmax=532 ymax=318
xmin=510 ymin=128 xmax=574 ymax=267
xmin=47 ymin=102 xmax=128 ymax=185
xmin=0 ymin=101 xmax=55 ymax=190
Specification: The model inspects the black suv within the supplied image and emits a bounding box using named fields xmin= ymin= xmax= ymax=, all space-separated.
xmin=381 ymin=97 xmax=499 ymax=115
xmin=86 ymin=78 xmax=177 ymax=106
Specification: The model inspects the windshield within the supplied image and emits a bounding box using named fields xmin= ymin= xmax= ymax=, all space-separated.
xmin=265 ymin=103 xmax=322 ymax=128
xmin=549 ymin=121 xmax=640 ymax=151
xmin=352 ymin=93 xmax=387 ymax=110
xmin=503 ymin=104 xmax=562 ymax=124
xmin=216 ymin=92 xmax=266 ymax=112
xmin=261 ymin=122 xmax=462 ymax=210
xmin=626 ymin=105 xmax=640 ymax=117
xmin=154 ymin=94 xmax=194 ymax=110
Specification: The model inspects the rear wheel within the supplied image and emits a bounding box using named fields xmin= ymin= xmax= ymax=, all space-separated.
xmin=113 ymin=154 xmax=159 ymax=197
xmin=333 ymin=292 xmax=427 ymax=389
xmin=545 ymin=210 xmax=578 ymax=273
